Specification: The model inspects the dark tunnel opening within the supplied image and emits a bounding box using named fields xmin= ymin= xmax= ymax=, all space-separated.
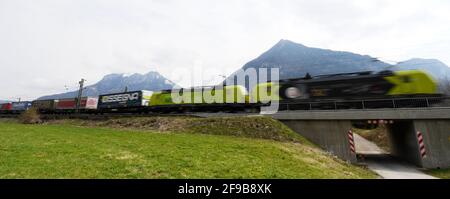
xmin=351 ymin=120 xmax=423 ymax=167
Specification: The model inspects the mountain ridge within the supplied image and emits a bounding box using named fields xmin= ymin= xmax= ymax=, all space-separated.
xmin=224 ymin=39 xmax=450 ymax=90
xmin=38 ymin=71 xmax=177 ymax=100
xmin=225 ymin=39 xmax=392 ymax=88
xmin=394 ymin=58 xmax=450 ymax=80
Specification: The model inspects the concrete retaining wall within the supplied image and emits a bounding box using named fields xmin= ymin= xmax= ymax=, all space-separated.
xmin=413 ymin=120 xmax=450 ymax=169
xmin=280 ymin=120 xmax=357 ymax=163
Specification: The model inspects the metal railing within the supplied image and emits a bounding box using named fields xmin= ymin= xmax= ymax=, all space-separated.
xmin=279 ymin=96 xmax=450 ymax=111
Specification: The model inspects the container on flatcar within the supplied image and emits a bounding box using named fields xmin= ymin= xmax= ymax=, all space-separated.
xmin=98 ymin=90 xmax=152 ymax=109
xmin=82 ymin=97 xmax=98 ymax=109
xmin=55 ymin=97 xmax=98 ymax=110
xmin=0 ymin=102 xmax=13 ymax=113
xmin=11 ymin=101 xmax=32 ymax=111
xmin=32 ymin=99 xmax=57 ymax=112
xmin=55 ymin=98 xmax=76 ymax=110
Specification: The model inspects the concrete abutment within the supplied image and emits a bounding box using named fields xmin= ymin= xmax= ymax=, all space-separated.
xmin=412 ymin=120 xmax=450 ymax=169
xmin=280 ymin=120 xmax=357 ymax=163
xmin=280 ymin=119 xmax=450 ymax=169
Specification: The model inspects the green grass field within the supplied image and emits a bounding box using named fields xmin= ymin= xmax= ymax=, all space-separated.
xmin=0 ymin=119 xmax=377 ymax=179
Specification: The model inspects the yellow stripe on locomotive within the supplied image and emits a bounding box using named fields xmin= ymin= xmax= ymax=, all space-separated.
xmin=384 ymin=70 xmax=437 ymax=95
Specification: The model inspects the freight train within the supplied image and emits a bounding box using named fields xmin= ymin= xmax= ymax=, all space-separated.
xmin=0 ymin=70 xmax=442 ymax=114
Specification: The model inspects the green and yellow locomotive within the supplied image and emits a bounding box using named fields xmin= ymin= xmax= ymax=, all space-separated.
xmin=253 ymin=70 xmax=439 ymax=103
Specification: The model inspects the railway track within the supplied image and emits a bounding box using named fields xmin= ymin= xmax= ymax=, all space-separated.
xmin=0 ymin=112 xmax=201 ymax=120
xmin=1 ymin=96 xmax=449 ymax=120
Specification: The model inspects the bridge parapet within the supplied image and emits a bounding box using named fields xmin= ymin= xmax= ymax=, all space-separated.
xmin=271 ymin=108 xmax=450 ymax=120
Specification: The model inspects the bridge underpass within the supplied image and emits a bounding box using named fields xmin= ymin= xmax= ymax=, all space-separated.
xmin=345 ymin=132 xmax=436 ymax=179
xmin=271 ymin=108 xmax=450 ymax=169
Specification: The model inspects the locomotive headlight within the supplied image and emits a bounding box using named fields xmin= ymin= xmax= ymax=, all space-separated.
xmin=285 ymin=87 xmax=301 ymax=99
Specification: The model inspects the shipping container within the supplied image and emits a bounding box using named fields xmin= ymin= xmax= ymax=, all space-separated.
xmin=11 ymin=101 xmax=32 ymax=111
xmin=82 ymin=97 xmax=98 ymax=109
xmin=55 ymin=97 xmax=98 ymax=110
xmin=32 ymin=99 xmax=56 ymax=111
xmin=55 ymin=98 xmax=76 ymax=110
xmin=98 ymin=90 xmax=152 ymax=109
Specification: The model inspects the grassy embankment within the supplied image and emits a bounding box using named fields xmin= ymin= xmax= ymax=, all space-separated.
xmin=0 ymin=117 xmax=377 ymax=179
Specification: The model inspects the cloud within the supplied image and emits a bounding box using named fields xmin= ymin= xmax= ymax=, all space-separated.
xmin=0 ymin=0 xmax=449 ymax=100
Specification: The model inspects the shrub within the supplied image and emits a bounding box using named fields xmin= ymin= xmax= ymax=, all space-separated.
xmin=19 ymin=107 xmax=42 ymax=124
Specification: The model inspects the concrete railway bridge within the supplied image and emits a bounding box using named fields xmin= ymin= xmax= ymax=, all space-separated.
xmin=271 ymin=108 xmax=450 ymax=169
xmin=196 ymin=105 xmax=450 ymax=169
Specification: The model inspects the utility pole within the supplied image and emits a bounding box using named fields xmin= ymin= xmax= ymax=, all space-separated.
xmin=75 ymin=78 xmax=86 ymax=113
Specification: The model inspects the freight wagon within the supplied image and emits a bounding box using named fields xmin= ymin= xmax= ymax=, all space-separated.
xmin=11 ymin=101 xmax=32 ymax=113
xmin=97 ymin=90 xmax=152 ymax=112
xmin=32 ymin=99 xmax=57 ymax=113
xmin=55 ymin=97 xmax=98 ymax=112
xmin=0 ymin=102 xmax=12 ymax=114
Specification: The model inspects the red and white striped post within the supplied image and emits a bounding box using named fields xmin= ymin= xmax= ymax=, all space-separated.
xmin=416 ymin=131 xmax=427 ymax=158
xmin=348 ymin=130 xmax=356 ymax=154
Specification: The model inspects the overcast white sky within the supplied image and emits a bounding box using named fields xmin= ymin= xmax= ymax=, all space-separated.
xmin=1 ymin=0 xmax=450 ymax=100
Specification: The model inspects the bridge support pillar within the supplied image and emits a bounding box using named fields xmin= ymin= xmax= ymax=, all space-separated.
xmin=387 ymin=120 xmax=450 ymax=169
xmin=412 ymin=120 xmax=450 ymax=169
xmin=280 ymin=120 xmax=357 ymax=163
